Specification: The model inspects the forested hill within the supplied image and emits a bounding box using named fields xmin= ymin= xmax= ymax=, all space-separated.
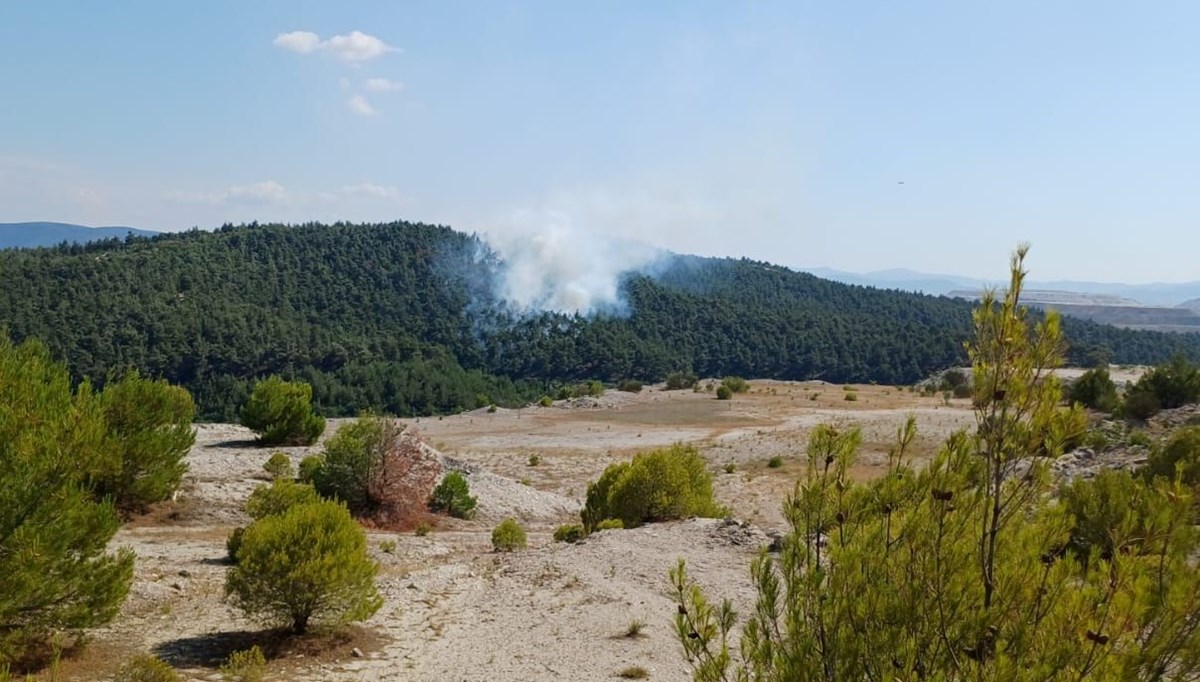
xmin=1 ymin=221 xmax=1197 ymax=420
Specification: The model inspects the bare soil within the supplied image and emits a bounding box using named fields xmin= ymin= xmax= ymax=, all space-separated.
xmin=67 ymin=380 xmax=974 ymax=681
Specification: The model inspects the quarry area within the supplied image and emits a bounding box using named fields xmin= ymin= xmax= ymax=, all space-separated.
xmin=55 ymin=381 xmax=978 ymax=682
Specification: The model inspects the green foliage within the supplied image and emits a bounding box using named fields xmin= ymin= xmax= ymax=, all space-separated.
xmin=1131 ymin=355 xmax=1200 ymax=410
xmin=1083 ymin=429 xmax=1110 ymax=452
xmin=952 ymin=383 xmax=973 ymax=399
xmin=617 ymin=379 xmax=644 ymax=393
xmin=224 ymin=499 xmax=383 ymax=634
xmin=245 ymin=480 xmax=321 ymax=521
xmin=93 ymin=370 xmax=196 ymax=512
xmin=378 ymin=539 xmax=396 ymax=554
xmin=414 ymin=521 xmax=432 ymax=537
xmin=538 ymin=396 xmax=554 ymax=407
xmin=297 ymin=454 xmax=323 ymax=484
xmin=723 ymin=462 xmax=736 ymax=474
xmin=596 ymin=518 xmax=624 ymax=530
xmin=0 ymin=337 xmax=134 ymax=664
xmin=491 ymin=518 xmax=527 ymax=551
xmin=766 ymin=456 xmax=783 ymax=468
xmin=672 ymin=247 xmax=1200 ymax=681
xmin=581 ymin=444 xmax=725 ymax=531
xmin=939 ymin=368 xmax=968 ymax=390
xmin=1129 ymin=429 xmax=1153 ymax=448
xmin=1145 ymin=426 xmax=1200 ymax=488
xmin=311 ymin=414 xmax=400 ymax=517
xmin=226 ymin=527 xmax=246 ymax=563
xmin=553 ymin=524 xmax=586 ymax=543
xmin=1 ymin=223 xmax=1196 ymax=423
xmin=219 ymin=646 xmax=266 ymax=682
xmin=114 ymin=655 xmax=180 ymax=682
xmin=664 ymin=371 xmax=698 ymax=391
xmin=527 ymin=454 xmax=541 ymax=466
xmin=263 ymin=452 xmax=294 ymax=480
xmin=1069 ymin=367 xmax=1120 ymax=412
xmin=843 ymin=391 xmax=857 ymax=402
xmin=720 ymin=376 xmax=749 ymax=393
xmin=429 ymin=471 xmax=477 ymax=519
xmin=715 ymin=385 xmax=732 ymax=400
xmin=1060 ymin=470 xmax=1175 ymax=558
xmin=240 ymin=377 xmax=325 ymax=446
xmin=618 ymin=666 xmax=649 ymax=679
xmin=1123 ymin=388 xmax=1162 ymax=420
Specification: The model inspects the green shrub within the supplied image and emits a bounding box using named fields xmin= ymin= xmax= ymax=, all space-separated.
xmin=245 ymin=480 xmax=321 ymax=521
xmin=527 ymin=454 xmax=541 ymax=466
xmin=491 ymin=518 xmax=527 ymax=551
xmin=724 ymin=462 xmax=736 ymax=474
xmin=297 ymin=454 xmax=324 ymax=483
xmin=262 ymin=452 xmax=294 ymax=480
xmin=311 ymin=414 xmax=421 ymax=518
xmin=1123 ymin=389 xmax=1162 ymax=420
xmin=429 ymin=471 xmax=477 ymax=519
xmin=664 ymin=371 xmax=698 ymax=391
xmin=844 ymin=392 xmax=858 ymax=402
xmin=618 ymin=666 xmax=649 ymax=679
xmin=938 ymin=368 xmax=967 ymax=391
xmin=538 ymin=395 xmax=554 ymax=407
xmin=414 ymin=521 xmax=432 ymax=537
xmin=224 ymin=499 xmax=382 ymax=633
xmin=219 ymin=645 xmax=266 ymax=682
xmin=554 ymin=524 xmax=586 ymax=543
xmin=0 ymin=338 xmax=134 ymax=664
xmin=1129 ymin=429 xmax=1153 ymax=448
xmin=226 ymin=526 xmax=246 ymax=563
xmin=596 ymin=518 xmax=624 ymax=530
xmin=952 ymin=383 xmax=972 ymax=399
xmin=1061 ymin=470 xmax=1161 ymax=557
xmin=767 ymin=456 xmax=784 ymax=468
xmin=581 ymin=444 xmax=726 ymax=531
xmin=1068 ymin=367 xmax=1119 ymax=412
xmin=1145 ymin=426 xmax=1200 ymax=488
xmin=114 ymin=655 xmax=181 ymax=682
xmin=618 ymin=379 xmax=644 ymax=393
xmin=94 ymin=370 xmax=197 ymax=513
xmin=721 ymin=376 xmax=750 ymax=394
xmin=239 ymin=377 xmax=325 ymax=446
xmin=378 ymin=539 xmax=396 ymax=554
xmin=1132 ymin=356 xmax=1200 ymax=410
xmin=716 ymin=385 xmax=732 ymax=400
xmin=1083 ymin=430 xmax=1109 ymax=452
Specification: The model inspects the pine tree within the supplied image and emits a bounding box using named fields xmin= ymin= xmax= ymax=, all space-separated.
xmin=671 ymin=247 xmax=1200 ymax=681
xmin=0 ymin=338 xmax=134 ymax=665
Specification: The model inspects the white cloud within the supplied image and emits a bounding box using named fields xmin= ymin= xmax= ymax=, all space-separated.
xmin=347 ymin=94 xmax=377 ymax=116
xmin=273 ymin=31 xmax=321 ymax=54
xmin=338 ymin=183 xmax=403 ymax=200
xmin=166 ymin=180 xmax=290 ymax=206
xmin=364 ymin=77 xmax=404 ymax=92
xmin=272 ymin=30 xmax=398 ymax=65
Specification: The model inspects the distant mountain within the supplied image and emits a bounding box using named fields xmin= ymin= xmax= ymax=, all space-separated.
xmin=803 ymin=267 xmax=1200 ymax=307
xmin=0 ymin=222 xmax=159 ymax=249
xmin=1180 ymin=298 xmax=1200 ymax=312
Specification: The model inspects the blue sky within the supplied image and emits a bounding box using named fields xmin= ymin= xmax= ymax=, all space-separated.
xmin=2 ymin=1 xmax=1198 ymax=281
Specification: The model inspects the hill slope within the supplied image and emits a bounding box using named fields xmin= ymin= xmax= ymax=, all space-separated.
xmin=1 ymin=222 xmax=1196 ymax=420
xmin=0 ymin=221 xmax=159 ymax=249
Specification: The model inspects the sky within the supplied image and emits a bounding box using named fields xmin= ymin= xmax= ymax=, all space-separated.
xmin=2 ymin=1 xmax=1198 ymax=282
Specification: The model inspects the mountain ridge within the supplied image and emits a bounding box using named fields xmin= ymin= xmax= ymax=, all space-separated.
xmin=0 ymin=221 xmax=159 ymax=249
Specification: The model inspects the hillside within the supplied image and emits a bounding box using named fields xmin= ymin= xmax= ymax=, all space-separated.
xmin=0 ymin=221 xmax=159 ymax=249
xmin=1 ymin=221 xmax=1198 ymax=420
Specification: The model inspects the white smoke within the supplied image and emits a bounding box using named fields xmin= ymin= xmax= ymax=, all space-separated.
xmin=481 ymin=209 xmax=664 ymax=316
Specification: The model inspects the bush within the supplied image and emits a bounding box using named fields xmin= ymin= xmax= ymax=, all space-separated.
xmin=1068 ymin=367 xmax=1119 ymax=412
xmin=581 ymin=444 xmax=726 ymax=531
xmin=114 ymin=655 xmax=181 ymax=682
xmin=1061 ymin=469 xmax=1160 ymax=557
xmin=1132 ymin=356 xmax=1200 ymax=410
xmin=724 ymin=462 xmax=736 ymax=474
xmin=312 ymin=415 xmax=439 ymax=524
xmin=554 ymin=523 xmax=586 ymax=543
xmin=245 ymin=480 xmax=321 ymax=521
xmin=527 ymin=454 xmax=541 ymax=467
xmin=1145 ymin=426 xmax=1200 ymax=488
xmin=952 ymin=383 xmax=973 ymax=399
xmin=239 ymin=377 xmax=325 ymax=446
xmin=716 ymin=385 xmax=732 ymax=400
xmin=767 ymin=456 xmax=784 ymax=468
xmin=664 ymin=371 xmax=698 ymax=391
xmin=843 ymin=392 xmax=858 ymax=402
xmin=219 ymin=646 xmax=266 ymax=682
xmin=0 ymin=338 xmax=134 ymax=664
xmin=226 ymin=526 xmax=246 ymax=563
xmin=617 ymin=379 xmax=644 ymax=393
xmin=596 ymin=518 xmax=624 ymax=530
xmin=297 ymin=454 xmax=324 ymax=483
xmin=939 ymin=368 xmax=968 ymax=390
xmin=1129 ymin=429 xmax=1153 ymax=448
xmin=721 ymin=376 xmax=750 ymax=394
xmin=429 ymin=471 xmax=477 ymax=519
xmin=1123 ymin=389 xmax=1162 ymax=420
xmin=538 ymin=395 xmax=553 ymax=407
xmin=224 ymin=499 xmax=383 ymax=633
xmin=414 ymin=521 xmax=432 ymax=536
xmin=491 ymin=518 xmax=527 ymax=551
xmin=263 ymin=452 xmax=294 ymax=480
xmin=93 ymin=370 xmax=197 ymax=513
